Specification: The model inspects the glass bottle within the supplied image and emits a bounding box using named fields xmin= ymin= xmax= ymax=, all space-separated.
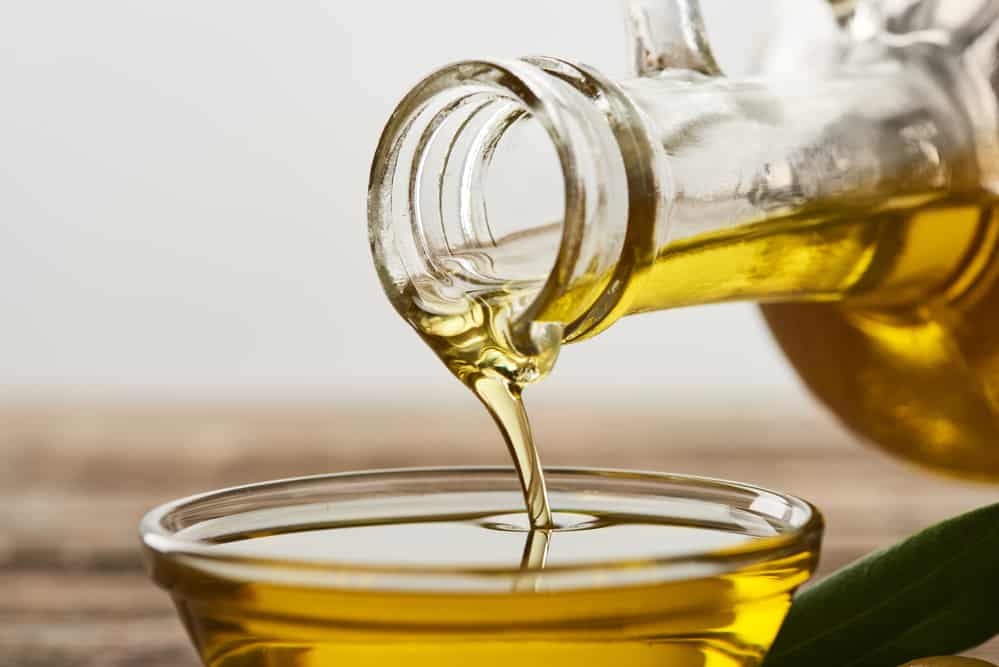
xmin=368 ymin=0 xmax=999 ymax=480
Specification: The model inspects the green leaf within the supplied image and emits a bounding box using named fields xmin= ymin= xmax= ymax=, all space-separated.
xmin=763 ymin=502 xmax=999 ymax=667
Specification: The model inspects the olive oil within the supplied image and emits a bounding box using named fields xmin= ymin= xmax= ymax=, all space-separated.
xmin=401 ymin=191 xmax=999 ymax=533
xmin=158 ymin=481 xmax=819 ymax=667
xmin=402 ymin=285 xmax=558 ymax=529
xmin=637 ymin=193 xmax=999 ymax=480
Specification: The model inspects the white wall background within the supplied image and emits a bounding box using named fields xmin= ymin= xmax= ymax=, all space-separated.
xmin=0 ymin=1 xmax=832 ymax=406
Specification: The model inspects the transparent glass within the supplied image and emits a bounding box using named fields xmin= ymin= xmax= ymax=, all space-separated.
xmin=141 ymin=467 xmax=822 ymax=667
xmin=369 ymin=0 xmax=999 ymax=478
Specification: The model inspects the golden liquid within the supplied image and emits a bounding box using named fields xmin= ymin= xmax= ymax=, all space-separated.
xmin=403 ymin=286 xmax=559 ymax=531
xmin=632 ymin=192 xmax=999 ymax=480
xmin=406 ymin=191 xmax=999 ymax=527
xmin=160 ymin=490 xmax=817 ymax=667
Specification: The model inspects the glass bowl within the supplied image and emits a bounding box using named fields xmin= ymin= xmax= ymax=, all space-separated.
xmin=140 ymin=467 xmax=823 ymax=667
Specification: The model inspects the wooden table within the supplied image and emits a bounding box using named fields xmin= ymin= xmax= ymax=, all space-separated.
xmin=4 ymin=403 xmax=998 ymax=666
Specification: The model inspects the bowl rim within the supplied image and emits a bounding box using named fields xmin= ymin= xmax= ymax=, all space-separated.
xmin=139 ymin=466 xmax=823 ymax=591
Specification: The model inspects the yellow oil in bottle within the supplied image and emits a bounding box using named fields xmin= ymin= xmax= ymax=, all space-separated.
xmin=632 ymin=192 xmax=999 ymax=480
xmin=762 ymin=199 xmax=999 ymax=480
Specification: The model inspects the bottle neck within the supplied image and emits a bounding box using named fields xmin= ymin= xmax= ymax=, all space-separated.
xmin=368 ymin=58 xmax=643 ymax=355
xmin=369 ymin=51 xmax=987 ymax=352
xmin=614 ymin=54 xmax=985 ymax=320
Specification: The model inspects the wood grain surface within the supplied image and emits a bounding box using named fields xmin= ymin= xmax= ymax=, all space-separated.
xmin=3 ymin=403 xmax=998 ymax=666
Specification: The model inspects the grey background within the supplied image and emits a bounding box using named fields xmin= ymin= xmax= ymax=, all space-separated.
xmin=0 ymin=0 xmax=834 ymax=408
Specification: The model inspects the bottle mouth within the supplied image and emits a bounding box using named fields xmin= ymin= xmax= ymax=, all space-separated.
xmin=368 ymin=58 xmax=651 ymax=353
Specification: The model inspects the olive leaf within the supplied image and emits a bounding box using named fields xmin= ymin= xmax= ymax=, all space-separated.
xmin=764 ymin=502 xmax=999 ymax=667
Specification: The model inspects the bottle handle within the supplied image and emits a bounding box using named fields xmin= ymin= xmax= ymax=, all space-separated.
xmin=623 ymin=0 xmax=862 ymax=78
xmin=624 ymin=0 xmax=721 ymax=76
xmin=622 ymin=1 xmax=999 ymax=78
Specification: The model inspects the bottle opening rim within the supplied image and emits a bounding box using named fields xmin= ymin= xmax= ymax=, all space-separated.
xmin=367 ymin=58 xmax=659 ymax=353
